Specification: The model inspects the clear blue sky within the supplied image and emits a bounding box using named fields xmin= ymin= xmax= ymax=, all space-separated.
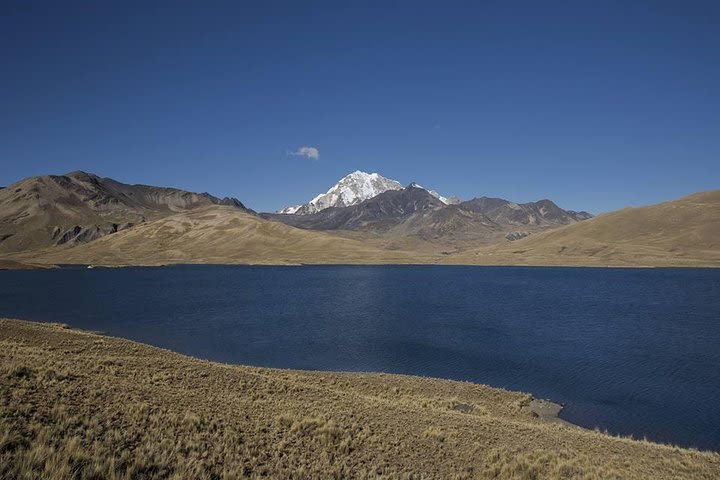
xmin=2 ymin=1 xmax=718 ymax=213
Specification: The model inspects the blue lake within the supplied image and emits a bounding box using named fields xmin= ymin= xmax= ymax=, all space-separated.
xmin=1 ymin=265 xmax=719 ymax=450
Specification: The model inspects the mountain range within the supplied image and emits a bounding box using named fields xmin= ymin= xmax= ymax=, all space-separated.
xmin=266 ymin=172 xmax=591 ymax=247
xmin=0 ymin=170 xmax=717 ymax=268
xmin=262 ymin=184 xmax=592 ymax=241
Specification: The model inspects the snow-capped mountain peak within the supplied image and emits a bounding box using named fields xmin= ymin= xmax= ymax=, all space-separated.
xmin=278 ymin=171 xmax=402 ymax=215
xmin=277 ymin=171 xmax=456 ymax=214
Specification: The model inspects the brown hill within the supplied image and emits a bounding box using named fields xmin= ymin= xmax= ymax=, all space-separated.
xmin=0 ymin=171 xmax=246 ymax=253
xmin=453 ymin=191 xmax=720 ymax=266
xmin=14 ymin=205 xmax=419 ymax=266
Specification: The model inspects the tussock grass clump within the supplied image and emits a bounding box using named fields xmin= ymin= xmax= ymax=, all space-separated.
xmin=6 ymin=363 xmax=33 ymax=380
xmin=1 ymin=318 xmax=719 ymax=479
xmin=422 ymin=426 xmax=446 ymax=443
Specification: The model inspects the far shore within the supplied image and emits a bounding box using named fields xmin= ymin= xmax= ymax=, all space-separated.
xmin=2 ymin=258 xmax=719 ymax=270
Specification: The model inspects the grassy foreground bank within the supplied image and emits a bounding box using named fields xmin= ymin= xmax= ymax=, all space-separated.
xmin=1 ymin=319 xmax=718 ymax=479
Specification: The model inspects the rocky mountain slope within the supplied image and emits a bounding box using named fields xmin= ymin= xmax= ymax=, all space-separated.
xmin=268 ymin=184 xmax=593 ymax=247
xmin=0 ymin=171 xmax=246 ymax=253
xmin=459 ymin=197 xmax=592 ymax=226
xmin=268 ymin=184 xmax=446 ymax=231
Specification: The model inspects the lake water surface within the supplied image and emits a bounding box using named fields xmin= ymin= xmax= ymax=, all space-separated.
xmin=1 ymin=265 xmax=718 ymax=450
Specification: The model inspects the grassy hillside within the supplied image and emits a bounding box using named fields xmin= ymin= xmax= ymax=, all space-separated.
xmin=11 ymin=206 xmax=425 ymax=266
xmin=1 ymin=319 xmax=718 ymax=479
xmin=452 ymin=191 xmax=720 ymax=267
xmin=0 ymin=259 xmax=51 ymax=270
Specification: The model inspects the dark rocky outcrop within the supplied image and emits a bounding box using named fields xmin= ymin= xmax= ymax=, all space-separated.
xmin=505 ymin=231 xmax=531 ymax=241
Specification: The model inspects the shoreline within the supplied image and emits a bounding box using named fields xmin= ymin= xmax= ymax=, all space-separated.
xmin=2 ymin=259 xmax=719 ymax=270
xmin=0 ymin=317 xmax=678 ymax=439
xmin=2 ymin=316 xmax=575 ymax=428
xmin=2 ymin=318 xmax=718 ymax=478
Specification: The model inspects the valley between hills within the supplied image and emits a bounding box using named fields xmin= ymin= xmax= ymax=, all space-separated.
xmin=0 ymin=170 xmax=718 ymax=268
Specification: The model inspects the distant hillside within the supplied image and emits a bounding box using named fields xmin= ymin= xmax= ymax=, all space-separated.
xmin=455 ymin=191 xmax=720 ymax=266
xmin=458 ymin=197 xmax=592 ymax=225
xmin=387 ymin=196 xmax=592 ymax=246
xmin=16 ymin=205 xmax=418 ymax=266
xmin=0 ymin=171 xmax=246 ymax=253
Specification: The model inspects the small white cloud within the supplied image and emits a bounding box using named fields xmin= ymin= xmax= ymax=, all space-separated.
xmin=289 ymin=146 xmax=320 ymax=160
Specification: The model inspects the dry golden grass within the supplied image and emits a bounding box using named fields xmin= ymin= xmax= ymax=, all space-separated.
xmin=1 ymin=319 xmax=718 ymax=479
xmin=9 ymin=206 xmax=427 ymax=267
xmin=0 ymin=259 xmax=52 ymax=270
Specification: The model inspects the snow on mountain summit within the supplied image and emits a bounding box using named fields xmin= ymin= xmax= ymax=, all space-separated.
xmin=277 ymin=171 xmax=454 ymax=214
xmin=278 ymin=171 xmax=401 ymax=215
xmin=277 ymin=204 xmax=302 ymax=214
